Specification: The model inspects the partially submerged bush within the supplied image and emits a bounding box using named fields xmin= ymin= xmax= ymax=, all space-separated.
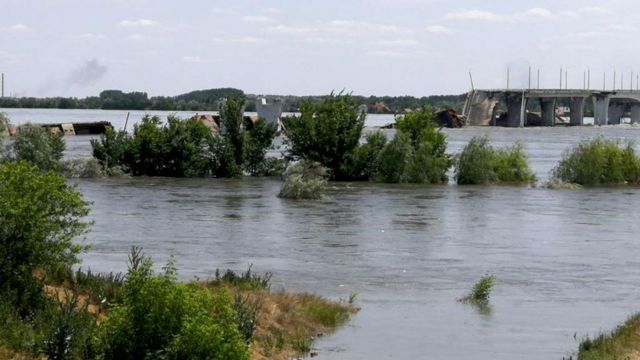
xmin=59 ymin=157 xmax=106 ymax=178
xmin=102 ymin=249 xmax=249 ymax=360
xmin=460 ymin=275 xmax=495 ymax=304
xmin=283 ymin=92 xmax=366 ymax=180
xmin=92 ymin=107 xmax=277 ymax=178
xmin=552 ymin=136 xmax=640 ymax=185
xmin=8 ymin=124 xmax=65 ymax=172
xmin=278 ymin=160 xmax=328 ymax=199
xmin=455 ymin=136 xmax=535 ymax=185
xmin=345 ymin=130 xmax=387 ymax=180
xmin=372 ymin=107 xmax=452 ymax=183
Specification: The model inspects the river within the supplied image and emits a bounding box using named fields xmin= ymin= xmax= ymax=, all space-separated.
xmin=3 ymin=108 xmax=640 ymax=359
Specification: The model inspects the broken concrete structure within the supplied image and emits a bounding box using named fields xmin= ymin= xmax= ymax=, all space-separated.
xmin=463 ymin=89 xmax=640 ymax=127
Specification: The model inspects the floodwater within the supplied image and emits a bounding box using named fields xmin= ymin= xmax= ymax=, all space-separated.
xmin=4 ymin=108 xmax=640 ymax=359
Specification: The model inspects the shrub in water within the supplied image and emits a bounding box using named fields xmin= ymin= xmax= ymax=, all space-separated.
xmin=372 ymin=107 xmax=452 ymax=183
xmin=244 ymin=119 xmax=279 ymax=176
xmin=344 ymin=130 xmax=387 ymax=180
xmin=278 ymin=160 xmax=328 ymax=199
xmin=460 ymin=275 xmax=495 ymax=304
xmin=552 ymin=136 xmax=640 ymax=185
xmin=8 ymin=124 xmax=65 ymax=172
xmin=455 ymin=136 xmax=535 ymax=185
xmin=102 ymin=250 xmax=249 ymax=360
xmin=282 ymin=92 xmax=366 ymax=180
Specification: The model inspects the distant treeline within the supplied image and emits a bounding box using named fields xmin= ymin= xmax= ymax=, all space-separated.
xmin=0 ymin=88 xmax=467 ymax=114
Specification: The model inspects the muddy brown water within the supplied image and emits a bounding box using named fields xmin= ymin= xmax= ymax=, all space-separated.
xmin=5 ymin=108 xmax=640 ymax=359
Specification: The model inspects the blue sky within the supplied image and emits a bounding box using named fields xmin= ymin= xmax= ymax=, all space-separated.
xmin=0 ymin=0 xmax=636 ymax=97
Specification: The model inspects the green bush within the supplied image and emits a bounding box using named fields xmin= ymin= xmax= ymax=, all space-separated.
xmin=244 ymin=119 xmax=278 ymax=176
xmin=59 ymin=158 xmax=106 ymax=178
xmin=102 ymin=250 xmax=249 ymax=360
xmin=552 ymin=136 xmax=640 ymax=185
xmin=371 ymin=108 xmax=452 ymax=183
xmin=92 ymin=107 xmax=276 ymax=178
xmin=283 ymin=92 xmax=366 ymax=180
xmin=278 ymin=160 xmax=328 ymax=199
xmin=42 ymin=290 xmax=99 ymax=360
xmin=460 ymin=275 xmax=495 ymax=304
xmin=0 ymin=162 xmax=90 ymax=313
xmin=344 ymin=131 xmax=387 ymax=180
xmin=455 ymin=136 xmax=535 ymax=185
xmin=373 ymin=132 xmax=412 ymax=183
xmin=8 ymin=124 xmax=65 ymax=172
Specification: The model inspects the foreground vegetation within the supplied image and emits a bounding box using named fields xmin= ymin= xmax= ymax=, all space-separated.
xmin=553 ymin=136 xmax=640 ymax=186
xmin=577 ymin=314 xmax=640 ymax=360
xmin=0 ymin=160 xmax=356 ymax=359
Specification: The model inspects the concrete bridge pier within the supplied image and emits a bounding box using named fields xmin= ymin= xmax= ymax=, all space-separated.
xmin=631 ymin=104 xmax=640 ymax=124
xmin=608 ymin=103 xmax=625 ymax=125
xmin=569 ymin=97 xmax=586 ymax=126
xmin=593 ymin=94 xmax=610 ymax=125
xmin=539 ymin=98 xmax=556 ymax=126
xmin=506 ymin=92 xmax=526 ymax=127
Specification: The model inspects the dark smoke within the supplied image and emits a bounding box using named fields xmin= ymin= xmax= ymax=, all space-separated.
xmin=68 ymin=59 xmax=107 ymax=86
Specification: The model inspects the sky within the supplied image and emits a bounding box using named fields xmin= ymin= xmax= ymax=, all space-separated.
xmin=0 ymin=0 xmax=638 ymax=98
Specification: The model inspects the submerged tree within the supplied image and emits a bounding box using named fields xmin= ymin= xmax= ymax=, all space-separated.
xmin=282 ymin=92 xmax=366 ymax=180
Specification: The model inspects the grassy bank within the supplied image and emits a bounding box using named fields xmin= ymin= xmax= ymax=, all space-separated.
xmin=0 ymin=265 xmax=357 ymax=360
xmin=578 ymin=314 xmax=640 ymax=360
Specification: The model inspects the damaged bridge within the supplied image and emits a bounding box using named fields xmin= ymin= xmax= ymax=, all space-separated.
xmin=463 ymin=89 xmax=640 ymax=126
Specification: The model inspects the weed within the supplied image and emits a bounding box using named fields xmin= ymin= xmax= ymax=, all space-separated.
xmin=460 ymin=275 xmax=495 ymax=304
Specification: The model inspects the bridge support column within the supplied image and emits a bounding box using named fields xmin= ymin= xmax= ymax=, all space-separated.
xmin=569 ymin=97 xmax=586 ymax=126
xmin=506 ymin=92 xmax=526 ymax=127
xmin=539 ymin=98 xmax=556 ymax=126
xmin=593 ymin=94 xmax=610 ymax=125
xmin=608 ymin=103 xmax=625 ymax=125
xmin=631 ymin=104 xmax=640 ymax=124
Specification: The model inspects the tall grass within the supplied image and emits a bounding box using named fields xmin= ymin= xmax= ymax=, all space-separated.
xmin=455 ymin=136 xmax=535 ymax=185
xmin=578 ymin=313 xmax=640 ymax=360
xmin=552 ymin=136 xmax=640 ymax=185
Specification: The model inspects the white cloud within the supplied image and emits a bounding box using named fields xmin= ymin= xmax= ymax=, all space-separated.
xmin=580 ymin=6 xmax=612 ymax=14
xmin=376 ymin=39 xmax=420 ymax=47
xmin=444 ymin=8 xmax=556 ymax=22
xmin=68 ymin=33 xmax=107 ymax=41
xmin=242 ymin=15 xmax=276 ymax=24
xmin=182 ymin=56 xmax=203 ymax=63
xmin=426 ymin=25 xmax=453 ymax=34
xmin=211 ymin=7 xmax=235 ymax=15
xmin=367 ymin=50 xmax=404 ymax=58
xmin=526 ymin=8 xmax=553 ymax=18
xmin=126 ymin=34 xmax=144 ymax=41
xmin=0 ymin=24 xmax=31 ymax=33
xmin=444 ymin=10 xmax=500 ymax=21
xmin=212 ymin=36 xmax=265 ymax=44
xmin=118 ymin=19 xmax=157 ymax=28
xmin=327 ymin=20 xmax=412 ymax=35
xmin=268 ymin=24 xmax=319 ymax=34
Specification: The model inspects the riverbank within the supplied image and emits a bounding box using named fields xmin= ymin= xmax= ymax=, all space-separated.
xmin=0 ymin=269 xmax=357 ymax=360
xmin=578 ymin=314 xmax=640 ymax=360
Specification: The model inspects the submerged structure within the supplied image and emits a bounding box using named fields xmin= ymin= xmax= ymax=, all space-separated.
xmin=463 ymin=89 xmax=640 ymax=126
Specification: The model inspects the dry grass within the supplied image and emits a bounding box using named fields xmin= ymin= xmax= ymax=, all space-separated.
xmin=234 ymin=289 xmax=358 ymax=360
xmin=579 ymin=314 xmax=640 ymax=360
xmin=0 ymin=346 xmax=38 ymax=360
